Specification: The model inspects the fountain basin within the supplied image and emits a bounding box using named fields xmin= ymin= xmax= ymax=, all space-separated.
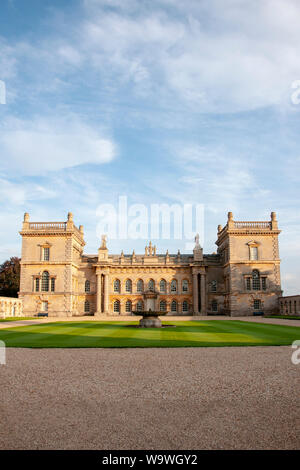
xmin=132 ymin=310 xmax=167 ymax=328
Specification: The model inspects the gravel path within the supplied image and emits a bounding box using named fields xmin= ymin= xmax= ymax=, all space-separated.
xmin=0 ymin=346 xmax=299 ymax=450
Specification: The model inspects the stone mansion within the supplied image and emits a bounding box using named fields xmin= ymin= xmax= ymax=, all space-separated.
xmin=18 ymin=211 xmax=282 ymax=317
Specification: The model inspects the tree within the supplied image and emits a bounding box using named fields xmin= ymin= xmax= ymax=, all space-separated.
xmin=0 ymin=257 xmax=21 ymax=298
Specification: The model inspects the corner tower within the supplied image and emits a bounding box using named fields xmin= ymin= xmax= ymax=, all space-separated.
xmin=216 ymin=212 xmax=281 ymax=316
xmin=19 ymin=212 xmax=85 ymax=316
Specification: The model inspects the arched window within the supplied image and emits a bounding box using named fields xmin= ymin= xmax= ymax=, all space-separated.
xmin=114 ymin=279 xmax=120 ymax=293
xmin=136 ymin=300 xmax=143 ymax=311
xmin=182 ymin=280 xmax=188 ymax=292
xmin=182 ymin=300 xmax=189 ymax=312
xmin=125 ymin=300 xmax=132 ymax=312
xmin=41 ymin=271 xmax=50 ymax=292
xmin=160 ymin=300 xmax=167 ymax=312
xmin=171 ymin=300 xmax=177 ymax=312
xmin=159 ymin=279 xmax=166 ymax=292
xmin=212 ymin=300 xmax=218 ymax=312
xmin=137 ymin=279 xmax=144 ymax=293
xmin=211 ymin=280 xmax=217 ymax=292
xmin=171 ymin=279 xmax=177 ymax=292
xmin=252 ymin=270 xmax=260 ymax=290
xmin=125 ymin=279 xmax=132 ymax=293
xmin=113 ymin=300 xmax=120 ymax=313
xmin=148 ymin=279 xmax=155 ymax=292
xmin=84 ymin=300 xmax=90 ymax=313
xmin=85 ymin=280 xmax=90 ymax=292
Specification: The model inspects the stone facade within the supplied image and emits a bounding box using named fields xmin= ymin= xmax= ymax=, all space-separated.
xmin=18 ymin=211 xmax=282 ymax=317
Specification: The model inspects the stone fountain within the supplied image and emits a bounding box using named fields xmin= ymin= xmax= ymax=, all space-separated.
xmin=132 ymin=290 xmax=167 ymax=328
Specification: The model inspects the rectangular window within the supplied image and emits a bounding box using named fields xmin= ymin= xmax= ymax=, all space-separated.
xmin=35 ymin=278 xmax=40 ymax=292
xmin=261 ymin=277 xmax=267 ymax=290
xmin=211 ymin=280 xmax=217 ymax=292
xmin=246 ymin=278 xmax=251 ymax=290
xmin=250 ymin=246 xmax=258 ymax=260
xmin=51 ymin=278 xmax=55 ymax=292
xmin=42 ymin=301 xmax=48 ymax=312
xmin=253 ymin=299 xmax=261 ymax=310
xmin=43 ymin=247 xmax=50 ymax=261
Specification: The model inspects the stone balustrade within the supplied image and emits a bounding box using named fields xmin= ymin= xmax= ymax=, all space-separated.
xmin=279 ymin=295 xmax=300 ymax=316
xmin=0 ymin=297 xmax=23 ymax=318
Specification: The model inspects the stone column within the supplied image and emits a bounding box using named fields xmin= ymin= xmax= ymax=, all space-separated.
xmin=193 ymin=273 xmax=198 ymax=315
xmin=96 ymin=272 xmax=102 ymax=314
xmin=200 ymin=273 xmax=206 ymax=315
xmin=104 ymin=273 xmax=109 ymax=314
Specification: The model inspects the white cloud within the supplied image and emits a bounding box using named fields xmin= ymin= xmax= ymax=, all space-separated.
xmin=0 ymin=115 xmax=117 ymax=175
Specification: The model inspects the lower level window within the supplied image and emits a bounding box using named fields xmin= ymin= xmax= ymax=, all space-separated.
xmin=171 ymin=300 xmax=177 ymax=312
xmin=212 ymin=300 xmax=218 ymax=312
xmin=182 ymin=300 xmax=188 ymax=312
xmin=125 ymin=300 xmax=132 ymax=312
xmin=253 ymin=299 xmax=261 ymax=310
xmin=114 ymin=300 xmax=120 ymax=313
xmin=84 ymin=300 xmax=90 ymax=313
xmin=42 ymin=301 xmax=48 ymax=312
xmin=160 ymin=300 xmax=166 ymax=312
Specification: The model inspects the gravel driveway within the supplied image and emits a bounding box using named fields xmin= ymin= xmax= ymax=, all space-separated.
xmin=0 ymin=346 xmax=299 ymax=450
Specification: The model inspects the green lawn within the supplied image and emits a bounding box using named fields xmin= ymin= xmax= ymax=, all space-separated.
xmin=0 ymin=320 xmax=299 ymax=348
xmin=0 ymin=317 xmax=36 ymax=322
xmin=265 ymin=315 xmax=300 ymax=320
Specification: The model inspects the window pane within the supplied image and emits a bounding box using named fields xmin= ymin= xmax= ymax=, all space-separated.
xmin=171 ymin=280 xmax=177 ymax=292
xmin=43 ymin=247 xmax=50 ymax=261
xmin=250 ymin=246 xmax=258 ymax=260
xmin=41 ymin=272 xmax=49 ymax=291
xmin=137 ymin=280 xmax=143 ymax=292
xmin=51 ymin=278 xmax=55 ymax=292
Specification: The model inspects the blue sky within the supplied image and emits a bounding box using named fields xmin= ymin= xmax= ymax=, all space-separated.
xmin=0 ymin=0 xmax=300 ymax=294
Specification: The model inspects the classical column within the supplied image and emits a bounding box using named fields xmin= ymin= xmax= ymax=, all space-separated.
xmin=200 ymin=274 xmax=206 ymax=315
xmin=193 ymin=273 xmax=198 ymax=315
xmin=104 ymin=273 xmax=109 ymax=314
xmin=96 ymin=273 xmax=102 ymax=314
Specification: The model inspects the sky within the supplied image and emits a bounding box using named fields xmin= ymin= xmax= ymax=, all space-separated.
xmin=0 ymin=0 xmax=300 ymax=294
